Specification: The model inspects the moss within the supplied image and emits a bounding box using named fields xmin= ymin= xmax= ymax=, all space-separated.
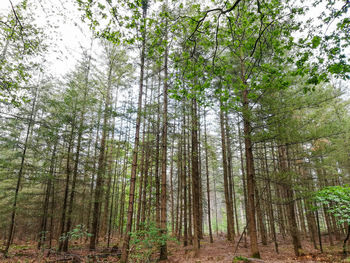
xmin=233 ymin=255 xmax=250 ymax=262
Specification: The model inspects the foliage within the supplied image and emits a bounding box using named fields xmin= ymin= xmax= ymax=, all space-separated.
xmin=59 ymin=224 xmax=92 ymax=241
xmin=129 ymin=221 xmax=176 ymax=263
xmin=314 ymin=185 xmax=350 ymax=225
xmin=233 ymin=255 xmax=250 ymax=262
xmin=0 ymin=1 xmax=46 ymax=106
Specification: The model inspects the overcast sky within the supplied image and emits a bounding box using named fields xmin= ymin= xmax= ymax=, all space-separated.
xmin=1 ymin=0 xmax=94 ymax=77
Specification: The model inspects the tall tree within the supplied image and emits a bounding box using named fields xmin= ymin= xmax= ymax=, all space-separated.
xmin=120 ymin=1 xmax=149 ymax=261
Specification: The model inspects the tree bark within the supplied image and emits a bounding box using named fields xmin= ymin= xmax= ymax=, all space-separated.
xmin=242 ymin=87 xmax=260 ymax=258
xmin=182 ymin=104 xmax=188 ymax=247
xmin=191 ymin=98 xmax=200 ymax=252
xmin=159 ymin=14 xmax=169 ymax=258
xmin=89 ymin=55 xmax=113 ymax=250
xmin=38 ymin=144 xmax=57 ymax=250
xmin=120 ymin=4 xmax=148 ymax=261
xmin=204 ymin=113 xmax=213 ymax=243
xmin=5 ymin=87 xmax=38 ymax=254
xmin=63 ymin=59 xmax=91 ymax=251
xmin=278 ymin=144 xmax=301 ymax=257
xmin=219 ymin=105 xmax=235 ymax=242
xmin=58 ymin=113 xmax=77 ymax=252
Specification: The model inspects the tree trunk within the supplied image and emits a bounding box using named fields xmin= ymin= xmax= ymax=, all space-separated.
xmin=154 ymin=76 xmax=161 ymax=227
xmin=182 ymin=105 xmax=188 ymax=247
xmin=38 ymin=144 xmax=57 ymax=250
xmin=63 ymin=64 xmax=91 ymax=251
xmin=225 ymin=112 xmax=236 ymax=236
xmin=204 ymin=113 xmax=213 ymax=243
xmin=159 ymin=14 xmax=169 ymax=258
xmin=255 ymin=187 xmax=267 ymax=245
xmin=278 ymin=144 xmax=301 ymax=257
xmin=197 ymin=108 xmax=203 ymax=240
xmin=87 ymin=103 xmax=102 ymax=238
xmin=58 ymin=116 xmax=76 ymax=252
xmin=136 ymin=90 xmax=147 ymax=230
xmin=238 ymin=121 xmax=248 ymax=248
xmin=263 ymin=142 xmax=278 ymax=253
xmin=5 ymin=87 xmax=38 ymax=254
xmin=213 ymin=176 xmax=219 ymax=236
xmin=343 ymin=225 xmax=350 ymax=255
xmin=219 ymin=105 xmax=235 ymax=242
xmin=89 ymin=66 xmax=112 ymax=250
xmin=191 ymin=98 xmax=200 ymax=252
xmin=242 ymin=87 xmax=260 ymax=258
xmin=120 ymin=4 xmax=148 ymax=261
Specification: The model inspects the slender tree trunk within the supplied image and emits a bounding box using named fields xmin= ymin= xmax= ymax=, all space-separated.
xmin=141 ymin=96 xmax=152 ymax=226
xmin=89 ymin=68 xmax=112 ymax=250
xmin=278 ymin=144 xmax=301 ymax=257
xmin=136 ymin=89 xmax=148 ymax=230
xmin=343 ymin=225 xmax=350 ymax=255
xmin=38 ymin=144 xmax=57 ymax=250
xmin=187 ymin=124 xmax=193 ymax=245
xmin=191 ymin=98 xmax=200 ymax=252
xmin=263 ymin=142 xmax=278 ymax=253
xmin=63 ymin=67 xmax=91 ymax=251
xmin=204 ymin=113 xmax=213 ymax=243
xmin=182 ymin=105 xmax=188 ymax=247
xmin=213 ymin=176 xmax=219 ymax=236
xmin=102 ymin=138 xmax=113 ymax=239
xmin=219 ymin=105 xmax=235 ymax=241
xmin=225 ymin=112 xmax=238 ymax=236
xmin=175 ymin=136 xmax=181 ymax=239
xmin=255 ymin=187 xmax=267 ymax=245
xmin=323 ymin=204 xmax=334 ymax=245
xmin=237 ymin=121 xmax=248 ymax=248
xmin=242 ymin=87 xmax=260 ymax=258
xmin=87 ymin=103 xmax=102 ymax=238
xmin=154 ymin=77 xmax=161 ymax=227
xmin=197 ymin=108 xmax=204 ymax=240
xmin=271 ymin=143 xmax=286 ymax=239
xmin=58 ymin=115 xmax=77 ymax=252
xmin=107 ymin=101 xmax=121 ymax=247
xmin=159 ymin=14 xmax=169 ymax=257
xmin=120 ymin=4 xmax=148 ymax=261
xmin=170 ymin=138 xmax=175 ymax=235
xmin=49 ymin=170 xmax=56 ymax=249
xmin=5 ymin=88 xmax=38 ymax=254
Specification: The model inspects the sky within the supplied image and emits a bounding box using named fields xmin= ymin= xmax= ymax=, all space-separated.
xmin=1 ymin=0 xmax=94 ymax=77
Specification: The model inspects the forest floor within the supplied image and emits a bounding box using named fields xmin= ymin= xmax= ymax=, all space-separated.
xmin=166 ymin=235 xmax=347 ymax=263
xmin=0 ymin=235 xmax=348 ymax=262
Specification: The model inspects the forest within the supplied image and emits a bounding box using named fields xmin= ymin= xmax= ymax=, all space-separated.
xmin=0 ymin=0 xmax=350 ymax=262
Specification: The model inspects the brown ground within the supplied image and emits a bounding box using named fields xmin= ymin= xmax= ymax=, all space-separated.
xmin=165 ymin=236 xmax=346 ymax=263
xmin=0 ymin=236 xmax=348 ymax=262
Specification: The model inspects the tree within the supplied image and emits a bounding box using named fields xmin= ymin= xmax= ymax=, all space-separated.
xmin=120 ymin=1 xmax=149 ymax=261
xmin=315 ymin=186 xmax=350 ymax=255
xmin=0 ymin=1 xmax=45 ymax=106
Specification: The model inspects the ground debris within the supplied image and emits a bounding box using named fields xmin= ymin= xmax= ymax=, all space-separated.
xmin=50 ymin=254 xmax=82 ymax=263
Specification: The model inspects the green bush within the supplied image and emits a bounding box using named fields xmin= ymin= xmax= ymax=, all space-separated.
xmin=314 ymin=186 xmax=350 ymax=255
xmin=129 ymin=221 xmax=175 ymax=263
xmin=314 ymin=186 xmax=350 ymax=225
xmin=59 ymin=224 xmax=92 ymax=242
